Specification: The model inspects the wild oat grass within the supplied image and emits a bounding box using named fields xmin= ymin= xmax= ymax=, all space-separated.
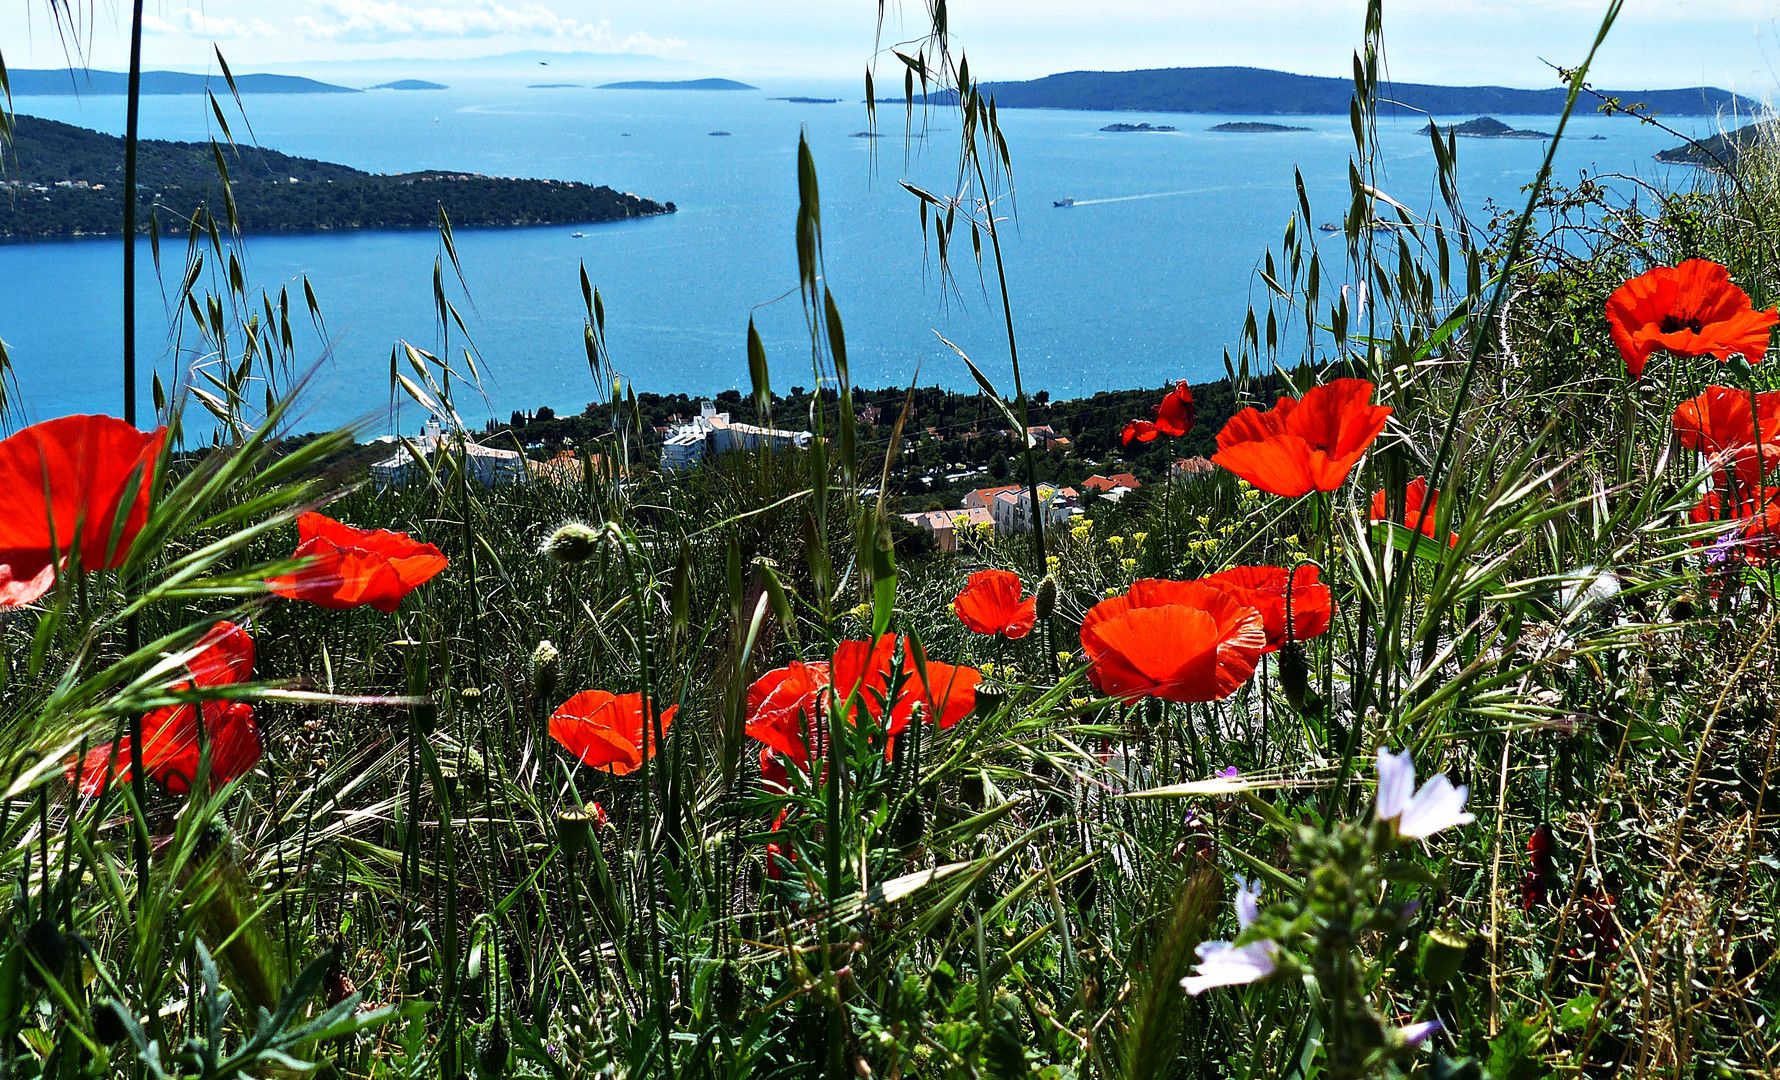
xmin=2 ymin=0 xmax=1779 ymax=1077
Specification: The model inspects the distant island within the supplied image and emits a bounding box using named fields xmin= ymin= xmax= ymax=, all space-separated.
xmin=916 ymin=66 xmax=1754 ymax=116
xmin=773 ymin=96 xmax=841 ymax=104
xmin=1210 ymin=121 xmax=1310 ymax=132
xmin=709 ymin=131 xmax=732 ymax=137
xmin=597 ymin=79 xmax=758 ymax=91
xmin=1421 ymin=116 xmax=1550 ymax=139
xmin=0 ymin=114 xmax=673 ymax=238
xmin=1655 ymin=122 xmax=1773 ymax=169
xmin=370 ymin=80 xmax=447 ymax=91
xmin=7 ymin=67 xmax=356 ymax=95
xmin=1101 ymin=122 xmax=1177 ymax=133
xmin=528 ymin=83 xmax=582 ymax=89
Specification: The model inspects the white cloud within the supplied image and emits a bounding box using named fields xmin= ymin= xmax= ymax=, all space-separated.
xmin=293 ymin=0 xmax=673 ymax=46
xmin=143 ymin=8 xmax=279 ymax=39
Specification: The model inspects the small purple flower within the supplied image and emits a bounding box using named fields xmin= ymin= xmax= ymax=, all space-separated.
xmin=1397 ymin=1020 xmax=1443 ymax=1048
xmin=1375 ymin=748 xmax=1474 ymax=839
xmin=1180 ymin=876 xmax=1273 ymax=996
xmin=1180 ymin=939 xmax=1277 ymax=996
xmin=1235 ymin=875 xmax=1263 ymax=928
xmin=1217 ymin=765 xmax=1241 ymax=779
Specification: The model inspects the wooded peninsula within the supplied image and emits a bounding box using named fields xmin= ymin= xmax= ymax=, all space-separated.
xmin=0 ymin=114 xmax=673 ymax=238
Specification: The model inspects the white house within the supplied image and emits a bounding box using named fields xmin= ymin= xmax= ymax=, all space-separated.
xmin=989 ymin=484 xmax=1082 ymax=534
xmin=660 ymin=400 xmax=813 ymax=472
xmin=370 ymin=420 xmax=527 ymax=488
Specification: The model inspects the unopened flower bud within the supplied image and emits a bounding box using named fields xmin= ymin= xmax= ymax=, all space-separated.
xmin=540 ymin=521 xmax=600 ymax=564
xmin=475 ymin=1019 xmax=511 ymax=1080
xmin=1278 ymin=641 xmax=1309 ymax=710
xmin=531 ymin=639 xmax=560 ymax=704
xmin=1035 ymin=574 xmax=1058 ymax=623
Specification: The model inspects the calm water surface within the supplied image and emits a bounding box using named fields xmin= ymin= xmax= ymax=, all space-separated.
xmin=0 ymin=80 xmax=1713 ymax=433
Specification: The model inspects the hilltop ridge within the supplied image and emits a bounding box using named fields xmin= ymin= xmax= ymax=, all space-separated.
xmin=920 ymin=66 xmax=1753 ymax=116
xmin=6 ymin=67 xmax=355 ymax=95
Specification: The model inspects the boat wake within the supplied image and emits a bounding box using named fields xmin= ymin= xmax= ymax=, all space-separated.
xmin=1062 ymin=188 xmax=1218 ymax=207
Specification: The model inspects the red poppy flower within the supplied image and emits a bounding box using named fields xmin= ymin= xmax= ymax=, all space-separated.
xmin=1079 ymin=579 xmax=1267 ymax=702
xmin=268 ymin=512 xmax=449 ymax=613
xmin=1154 ymin=381 xmax=1196 ymax=437
xmin=1691 ymin=486 xmax=1780 ymax=565
xmin=69 ymin=621 xmax=260 ymax=795
xmin=1672 ymin=386 xmax=1780 ymax=488
xmin=1212 ymin=379 xmax=1392 ymax=497
xmin=1369 ymin=477 xmax=1459 ymax=548
xmin=832 ymin=637 xmax=982 ymax=733
xmin=746 ymin=660 xmax=830 ymax=771
xmin=1606 ymin=260 xmax=1778 ymax=378
xmin=1121 ymin=420 xmax=1160 ymax=447
xmin=953 ymin=570 xmax=1038 ymax=639
xmin=0 ymin=415 xmax=165 ymax=607
xmin=1198 ymin=565 xmax=1333 ymax=651
xmin=548 ymin=690 xmax=677 ymax=775
xmin=1521 ymin=823 xmax=1556 ymax=911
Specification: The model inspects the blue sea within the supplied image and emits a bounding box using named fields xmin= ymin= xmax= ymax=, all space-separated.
xmin=0 ymin=79 xmax=1718 ymax=434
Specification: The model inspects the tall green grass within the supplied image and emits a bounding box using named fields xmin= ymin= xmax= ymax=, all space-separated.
xmin=1 ymin=0 xmax=1779 ymax=1076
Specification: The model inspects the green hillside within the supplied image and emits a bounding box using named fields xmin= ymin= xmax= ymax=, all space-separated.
xmin=0 ymin=114 xmax=674 ymax=237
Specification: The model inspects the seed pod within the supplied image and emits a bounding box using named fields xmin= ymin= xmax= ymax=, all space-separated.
xmin=1278 ymin=641 xmax=1309 ymax=710
xmin=1035 ymin=574 xmax=1058 ymax=623
xmin=959 ymin=772 xmax=986 ymax=811
xmin=540 ymin=521 xmax=600 ymax=564
xmin=1669 ymin=594 xmax=1697 ymax=621
xmin=1419 ymin=928 xmax=1470 ymax=985
xmin=973 ymin=681 xmax=1007 ymax=718
xmin=554 ymin=806 xmax=599 ymax=859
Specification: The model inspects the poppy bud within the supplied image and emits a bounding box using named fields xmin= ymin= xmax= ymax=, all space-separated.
xmin=1419 ymin=928 xmax=1470 ymax=985
xmin=531 ymin=639 xmax=560 ymax=706
xmin=890 ymin=801 xmax=926 ymax=849
xmin=475 ymin=1020 xmax=511 ymax=1080
xmin=23 ymin=916 xmax=68 ymax=988
xmin=959 ymin=772 xmax=986 ymax=810
xmin=1035 ymin=574 xmax=1058 ymax=623
xmin=1725 ymin=356 xmax=1756 ymax=382
xmin=91 ymin=999 xmax=131 ymax=1045
xmin=1277 ymin=641 xmax=1309 ymax=710
xmin=540 ymin=521 xmax=600 ymax=564
xmin=714 ymin=961 xmax=745 ymax=1022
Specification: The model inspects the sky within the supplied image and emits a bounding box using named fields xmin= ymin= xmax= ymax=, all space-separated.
xmin=2 ymin=0 xmax=1777 ymax=94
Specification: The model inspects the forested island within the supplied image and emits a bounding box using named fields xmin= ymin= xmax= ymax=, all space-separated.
xmin=0 ymin=114 xmax=673 ymax=238
xmin=1421 ymin=116 xmax=1550 ymax=139
xmin=1210 ymin=121 xmax=1310 ymax=132
xmin=918 ymin=66 xmax=1752 ymax=116
xmin=6 ymin=67 xmax=354 ymax=95
xmin=1101 ymin=122 xmax=1177 ymax=132
xmin=370 ymin=80 xmax=447 ymax=91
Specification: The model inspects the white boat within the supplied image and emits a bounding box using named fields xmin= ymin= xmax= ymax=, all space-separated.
xmin=1054 ymin=197 xmax=1074 ymax=208
xmin=570 ymin=231 xmax=585 ymax=238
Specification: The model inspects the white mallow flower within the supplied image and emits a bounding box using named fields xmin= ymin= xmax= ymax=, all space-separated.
xmin=1180 ymin=939 xmax=1277 ymax=996
xmin=1375 ymin=748 xmax=1475 ymax=839
xmin=1181 ymin=876 xmax=1274 ymax=996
